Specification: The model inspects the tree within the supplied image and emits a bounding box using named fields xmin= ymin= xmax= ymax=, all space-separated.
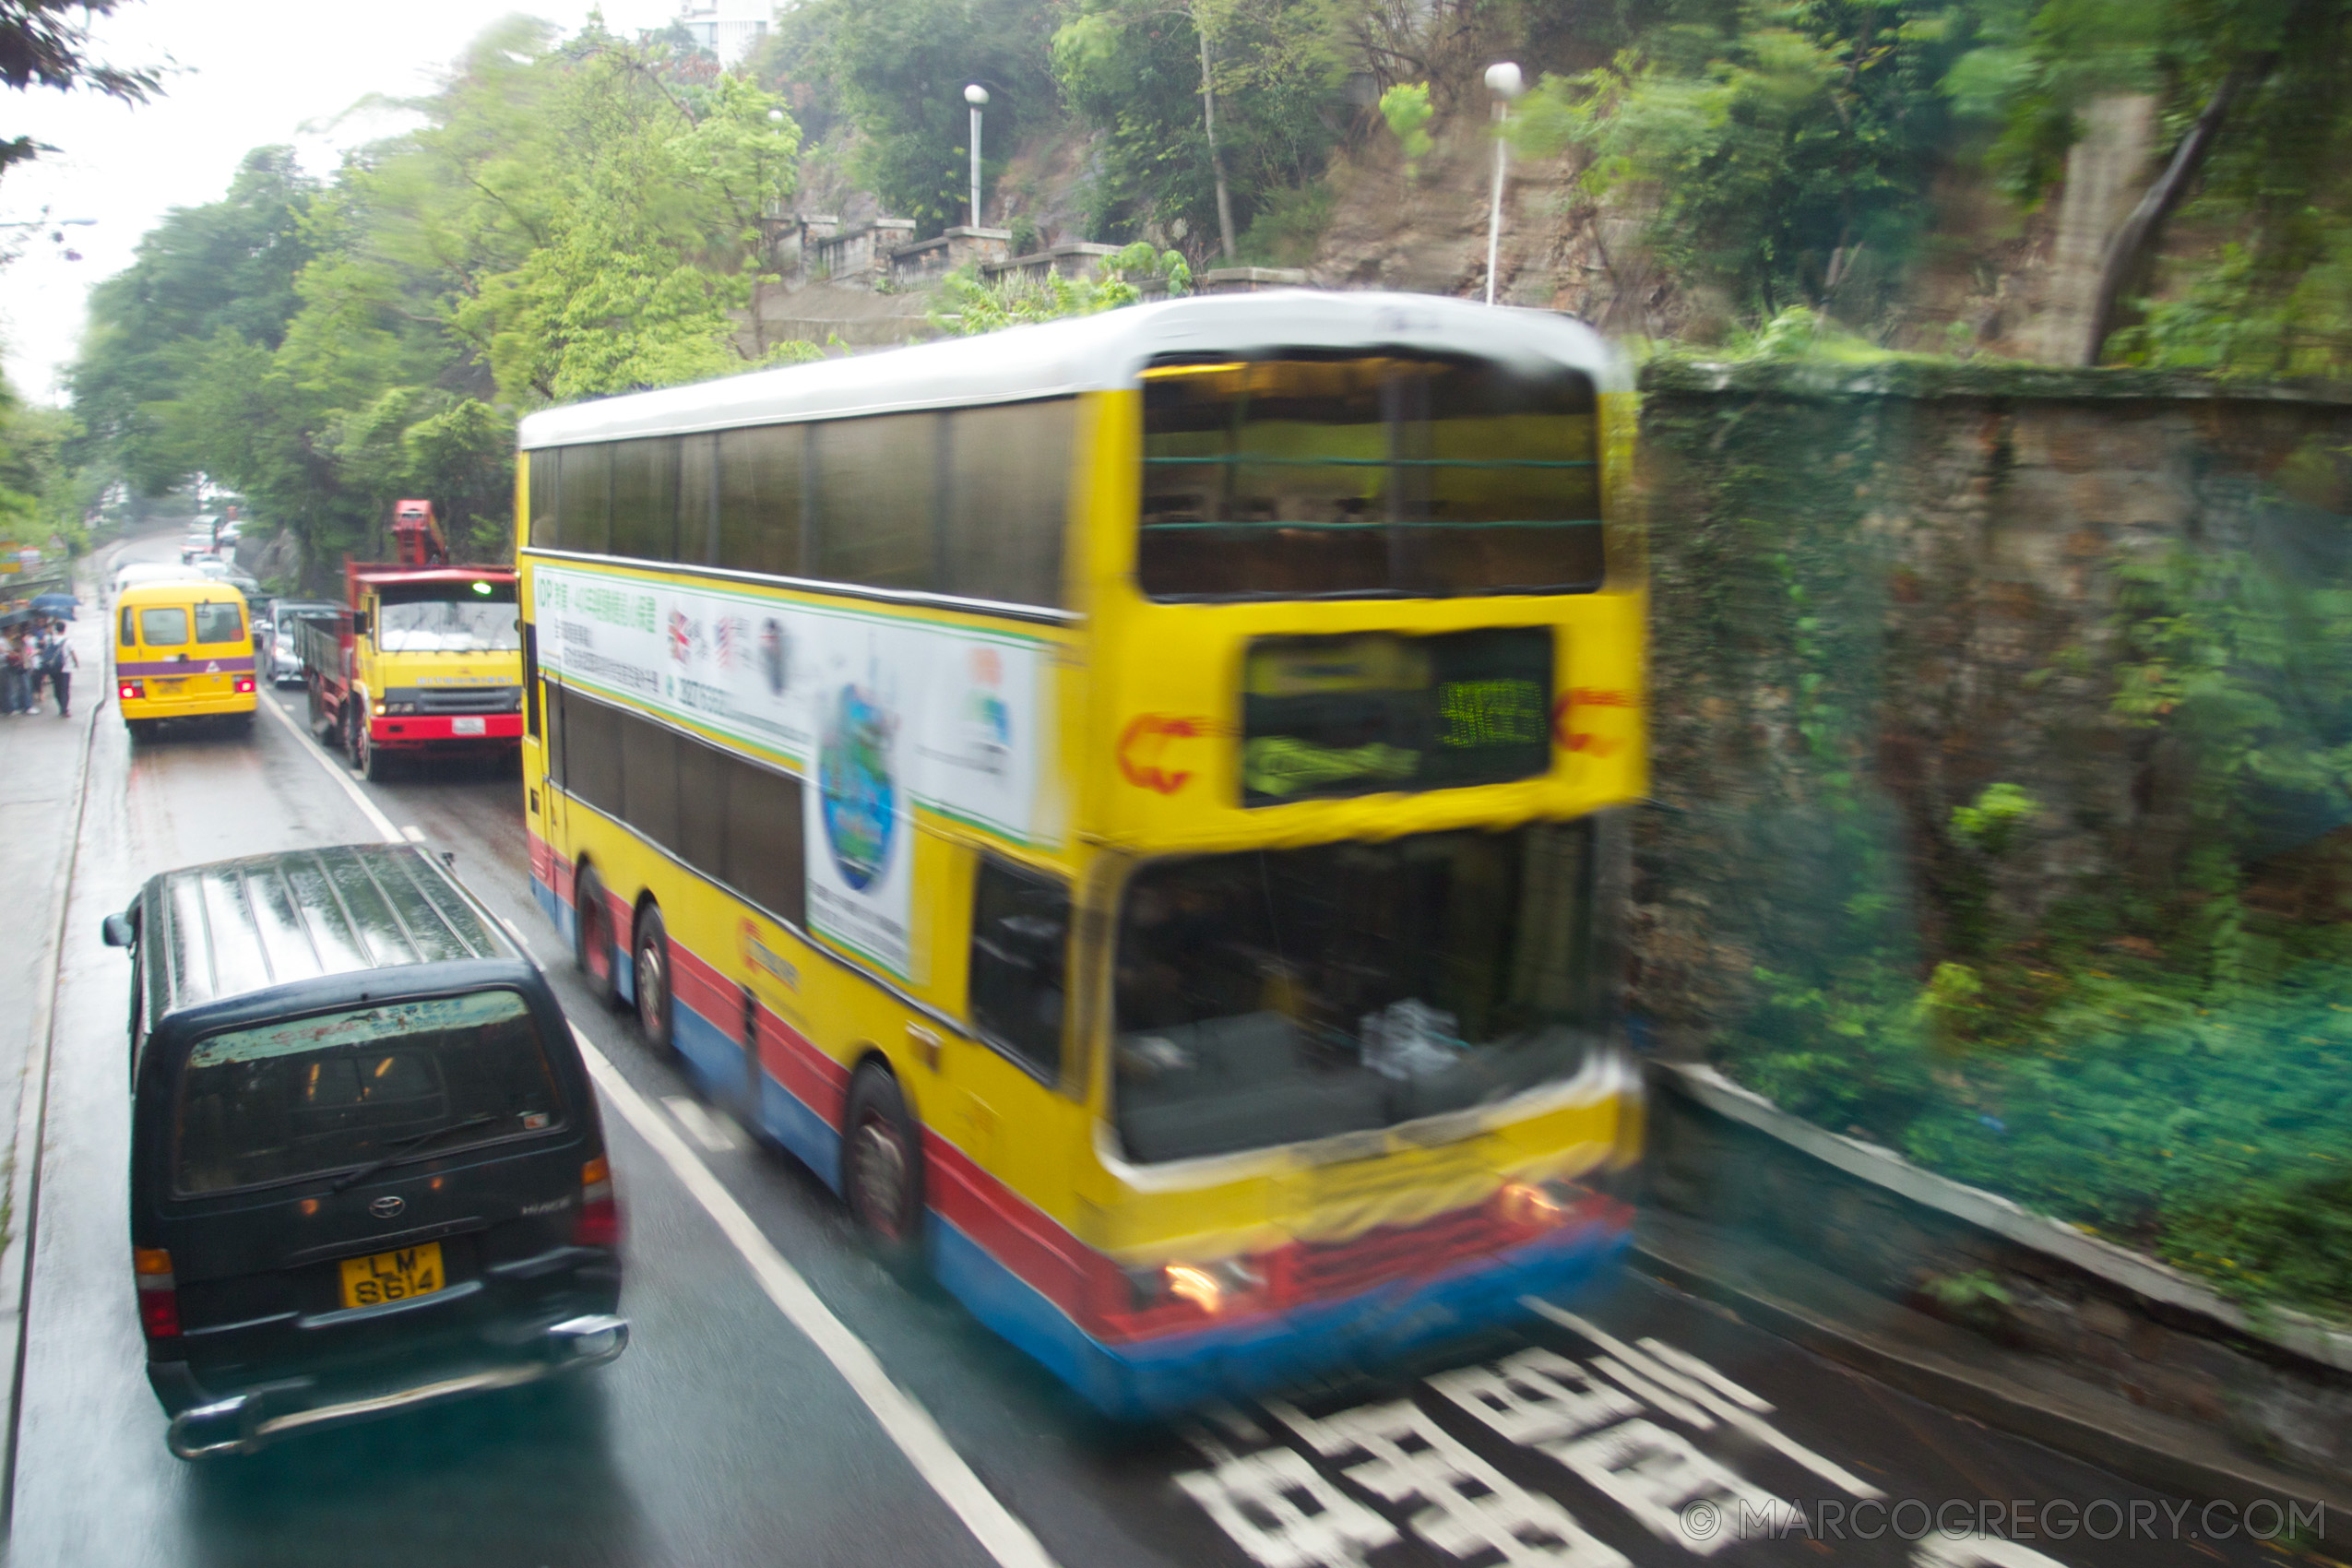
xmin=1052 ymin=0 xmax=1348 ymax=253
xmin=1 ymin=0 xmax=162 ymax=183
xmin=1963 ymin=0 xmax=2352 ymax=369
xmin=65 ymin=18 xmax=815 ymax=576
xmin=1542 ymin=0 xmax=1978 ymax=325
xmin=822 ymin=0 xmax=1060 ymax=236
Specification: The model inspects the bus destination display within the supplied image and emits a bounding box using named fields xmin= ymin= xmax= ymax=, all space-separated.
xmin=1240 ymin=628 xmax=1553 ymax=805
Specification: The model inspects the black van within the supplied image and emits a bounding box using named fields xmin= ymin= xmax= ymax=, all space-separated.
xmin=102 ymin=843 xmax=626 ymax=1459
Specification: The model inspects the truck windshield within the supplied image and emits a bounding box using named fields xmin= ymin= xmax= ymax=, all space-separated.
xmin=1113 ymin=821 xmax=1601 ymax=1164
xmin=377 ymin=597 xmax=519 ymax=654
xmin=173 ymin=990 xmax=563 ymax=1194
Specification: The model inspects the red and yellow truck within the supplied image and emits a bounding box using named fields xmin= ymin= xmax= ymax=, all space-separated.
xmin=300 ymin=502 xmax=523 ymax=779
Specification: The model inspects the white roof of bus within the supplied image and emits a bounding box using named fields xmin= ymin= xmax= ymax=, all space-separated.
xmin=517 ymin=291 xmax=1628 ymax=450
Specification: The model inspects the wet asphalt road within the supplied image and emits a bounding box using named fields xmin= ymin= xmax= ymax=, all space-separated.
xmin=2 ymin=534 xmax=2321 ymax=1568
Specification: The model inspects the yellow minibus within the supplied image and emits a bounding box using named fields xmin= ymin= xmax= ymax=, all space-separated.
xmin=115 ymin=578 xmax=258 ymax=739
xmin=517 ymin=291 xmax=1645 ymax=1417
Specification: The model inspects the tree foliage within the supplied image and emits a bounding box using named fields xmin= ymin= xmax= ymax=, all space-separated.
xmin=1538 ymin=0 xmax=1977 ymax=322
xmin=927 ymin=242 xmax=1191 ymax=335
xmin=799 ymin=0 xmax=1060 ymax=237
xmin=0 ymin=0 xmax=162 ymax=184
xmin=1052 ymin=0 xmax=1348 ymax=249
xmin=65 ymin=21 xmax=810 ymax=581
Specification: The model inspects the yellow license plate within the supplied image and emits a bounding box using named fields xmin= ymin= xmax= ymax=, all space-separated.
xmin=339 ymin=1241 xmax=445 ymax=1308
xmin=154 ymin=679 xmax=183 ymax=695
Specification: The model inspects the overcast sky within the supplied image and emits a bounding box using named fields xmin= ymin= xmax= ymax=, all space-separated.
xmin=0 ymin=0 xmax=684 ymax=403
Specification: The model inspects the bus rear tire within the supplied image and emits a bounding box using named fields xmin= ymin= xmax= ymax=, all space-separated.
xmin=574 ymin=865 xmax=621 ymax=1012
xmin=632 ymin=904 xmax=676 ymax=1057
xmin=842 ymin=1064 xmax=926 ymax=1281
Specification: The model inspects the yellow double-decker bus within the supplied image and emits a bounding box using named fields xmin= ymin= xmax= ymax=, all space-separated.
xmin=516 ymin=291 xmax=1645 ymax=1417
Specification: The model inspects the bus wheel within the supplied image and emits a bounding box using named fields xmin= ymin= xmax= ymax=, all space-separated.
xmin=574 ymin=866 xmax=620 ymax=1011
xmin=842 ymin=1064 xmax=925 ymax=1279
xmin=633 ymin=904 xmax=676 ymax=1056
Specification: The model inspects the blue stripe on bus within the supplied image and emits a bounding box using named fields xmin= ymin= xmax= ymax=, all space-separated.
xmin=671 ymin=989 xmax=843 ymax=1191
xmin=931 ymin=1210 xmax=1633 ymax=1421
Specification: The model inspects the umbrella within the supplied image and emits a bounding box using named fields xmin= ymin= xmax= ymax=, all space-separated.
xmin=29 ymin=593 xmax=76 ymax=620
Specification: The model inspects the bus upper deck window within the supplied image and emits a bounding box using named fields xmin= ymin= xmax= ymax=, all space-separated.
xmin=1137 ymin=354 xmax=1603 ymax=601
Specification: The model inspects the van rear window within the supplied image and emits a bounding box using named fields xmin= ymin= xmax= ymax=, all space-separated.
xmin=140 ymin=608 xmax=188 ymax=647
xmin=194 ymin=602 xmax=243 ymax=644
xmin=173 ymin=991 xmax=564 ymax=1195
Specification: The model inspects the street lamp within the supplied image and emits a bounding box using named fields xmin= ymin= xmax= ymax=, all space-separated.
xmin=963 ymin=84 xmax=990 ymax=229
xmin=1483 ymin=62 xmax=1526 ymax=306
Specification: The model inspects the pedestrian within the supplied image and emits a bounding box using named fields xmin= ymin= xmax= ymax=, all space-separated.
xmin=39 ymin=622 xmax=75 ymax=718
xmin=0 ymin=628 xmax=25 ymax=715
xmin=22 ymin=624 xmax=46 ymax=710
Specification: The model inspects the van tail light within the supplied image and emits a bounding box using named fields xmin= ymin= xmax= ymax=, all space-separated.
xmin=134 ymin=1247 xmax=180 ymax=1340
xmin=233 ymin=676 xmax=255 ymax=694
xmin=574 ymin=1157 xmax=622 ymax=1248
xmin=118 ymin=681 xmax=144 ymax=702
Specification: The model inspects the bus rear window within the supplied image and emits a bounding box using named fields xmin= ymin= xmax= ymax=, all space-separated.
xmin=1113 ymin=822 xmax=1599 ymax=1163
xmin=1138 ymin=354 xmax=1602 ymax=600
xmin=173 ymin=991 xmax=563 ymax=1194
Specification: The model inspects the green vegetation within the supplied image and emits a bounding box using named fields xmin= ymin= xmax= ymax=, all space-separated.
xmin=1665 ymin=370 xmax=2352 ymax=1313
xmin=1377 ymin=83 xmax=1433 ymax=183
xmin=927 ymin=242 xmax=1191 ymax=335
xmin=64 ymin=22 xmax=809 ymax=574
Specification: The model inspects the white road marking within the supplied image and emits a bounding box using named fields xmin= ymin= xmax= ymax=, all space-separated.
xmin=256 ymin=693 xmax=404 ymax=842
xmin=1523 ymin=1301 xmax=1883 ymax=1500
xmin=661 ymin=1094 xmax=743 ymax=1152
xmin=271 ymin=677 xmax=1057 ymax=1568
xmin=576 ymin=1026 xmax=1059 ymax=1568
xmin=400 ymin=825 xmax=426 ymax=843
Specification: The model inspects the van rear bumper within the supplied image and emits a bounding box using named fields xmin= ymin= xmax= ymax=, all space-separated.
xmin=158 ymin=1313 xmax=628 ymax=1460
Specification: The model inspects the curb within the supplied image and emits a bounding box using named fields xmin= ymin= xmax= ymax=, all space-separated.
xmin=1628 ymin=1226 xmax=2352 ymax=1519
xmin=0 ymin=558 xmax=108 ymax=1533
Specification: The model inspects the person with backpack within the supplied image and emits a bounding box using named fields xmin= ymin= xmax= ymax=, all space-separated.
xmin=39 ymin=622 xmax=75 ymax=718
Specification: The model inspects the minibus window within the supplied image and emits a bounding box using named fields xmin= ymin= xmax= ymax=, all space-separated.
xmin=172 ymin=990 xmax=564 ymax=1195
xmin=119 ymin=607 xmax=135 ymax=645
xmin=194 ymin=602 xmax=243 ymax=644
xmin=139 ymin=607 xmax=189 ymax=647
xmin=1113 ymin=822 xmax=1598 ymax=1163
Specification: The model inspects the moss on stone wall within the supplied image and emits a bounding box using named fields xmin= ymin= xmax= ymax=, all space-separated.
xmin=1633 ymin=363 xmax=2352 ymax=1313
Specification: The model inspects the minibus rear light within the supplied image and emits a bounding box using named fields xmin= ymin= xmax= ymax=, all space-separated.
xmin=135 ymin=1247 xmax=180 ymax=1340
xmin=232 ymin=676 xmax=255 ymax=694
xmin=119 ymin=681 xmax=143 ymax=702
xmin=574 ymin=1157 xmax=621 ymax=1247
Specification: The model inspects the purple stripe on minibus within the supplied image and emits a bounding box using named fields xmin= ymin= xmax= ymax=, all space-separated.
xmin=116 ymin=657 xmax=256 ymax=676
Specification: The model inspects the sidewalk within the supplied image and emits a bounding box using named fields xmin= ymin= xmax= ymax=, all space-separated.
xmin=0 ymin=548 xmax=106 ymax=1515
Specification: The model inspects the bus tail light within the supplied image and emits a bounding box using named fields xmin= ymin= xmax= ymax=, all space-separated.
xmin=118 ymin=680 xmax=143 ymax=702
xmin=232 ymin=676 xmax=255 ymax=694
xmin=574 ymin=1157 xmax=622 ymax=1247
xmin=1126 ymin=1256 xmax=1264 ymax=1317
xmin=135 ymin=1247 xmax=180 ymax=1340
